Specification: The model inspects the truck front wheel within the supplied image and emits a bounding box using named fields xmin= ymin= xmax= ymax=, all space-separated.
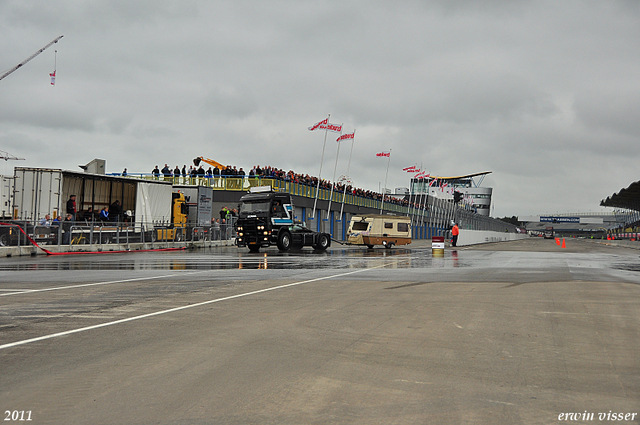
xmin=277 ymin=230 xmax=291 ymax=251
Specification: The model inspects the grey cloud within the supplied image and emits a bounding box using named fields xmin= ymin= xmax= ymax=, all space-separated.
xmin=1 ymin=0 xmax=639 ymax=216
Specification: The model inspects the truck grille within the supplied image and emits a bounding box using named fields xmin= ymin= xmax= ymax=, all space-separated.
xmin=238 ymin=219 xmax=267 ymax=244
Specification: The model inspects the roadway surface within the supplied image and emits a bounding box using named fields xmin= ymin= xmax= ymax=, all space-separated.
xmin=1 ymin=238 xmax=639 ymax=424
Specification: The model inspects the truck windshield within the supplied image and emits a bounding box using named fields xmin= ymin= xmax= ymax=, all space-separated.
xmin=240 ymin=201 xmax=271 ymax=213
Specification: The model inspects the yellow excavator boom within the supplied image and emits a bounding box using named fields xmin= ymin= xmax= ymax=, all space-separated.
xmin=193 ymin=156 xmax=225 ymax=170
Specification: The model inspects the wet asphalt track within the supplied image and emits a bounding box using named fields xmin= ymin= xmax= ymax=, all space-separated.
xmin=1 ymin=238 xmax=640 ymax=424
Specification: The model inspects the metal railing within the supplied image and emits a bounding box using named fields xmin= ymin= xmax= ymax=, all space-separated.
xmin=106 ymin=173 xmax=518 ymax=238
xmin=0 ymin=218 xmax=238 ymax=249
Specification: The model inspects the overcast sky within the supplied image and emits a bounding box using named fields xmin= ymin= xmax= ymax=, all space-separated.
xmin=1 ymin=0 xmax=639 ymax=217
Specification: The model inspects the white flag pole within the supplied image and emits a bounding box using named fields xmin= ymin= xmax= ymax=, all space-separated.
xmin=418 ymin=171 xmax=428 ymax=226
xmin=379 ymin=149 xmax=391 ymax=214
xmin=339 ymin=130 xmax=355 ymax=220
xmin=408 ymin=167 xmax=417 ymax=221
xmin=425 ymin=191 xmax=432 ymax=235
xmin=312 ymin=114 xmax=330 ymax=219
xmin=415 ymin=179 xmax=421 ymax=226
xmin=420 ymin=179 xmax=428 ymax=226
xmin=414 ymin=176 xmax=421 ymax=226
xmin=326 ymin=124 xmax=344 ymax=220
xmin=412 ymin=167 xmax=423 ymax=225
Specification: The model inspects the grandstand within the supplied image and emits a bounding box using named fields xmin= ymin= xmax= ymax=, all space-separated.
xmin=600 ymin=180 xmax=640 ymax=237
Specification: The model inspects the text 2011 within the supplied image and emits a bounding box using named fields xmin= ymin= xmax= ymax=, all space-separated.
xmin=4 ymin=411 xmax=32 ymax=421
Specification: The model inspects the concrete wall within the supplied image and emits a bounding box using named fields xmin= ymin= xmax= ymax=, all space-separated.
xmin=457 ymin=229 xmax=529 ymax=246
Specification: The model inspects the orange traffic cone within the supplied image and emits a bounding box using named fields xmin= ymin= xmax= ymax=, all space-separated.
xmin=561 ymin=238 xmax=566 ymax=248
xmin=555 ymin=238 xmax=560 ymax=245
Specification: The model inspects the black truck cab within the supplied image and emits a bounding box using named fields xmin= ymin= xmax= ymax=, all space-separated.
xmin=235 ymin=187 xmax=330 ymax=252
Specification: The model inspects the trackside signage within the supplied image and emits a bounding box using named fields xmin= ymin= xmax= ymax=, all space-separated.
xmin=540 ymin=216 xmax=580 ymax=223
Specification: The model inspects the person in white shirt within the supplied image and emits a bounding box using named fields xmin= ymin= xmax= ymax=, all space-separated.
xmin=39 ymin=214 xmax=51 ymax=226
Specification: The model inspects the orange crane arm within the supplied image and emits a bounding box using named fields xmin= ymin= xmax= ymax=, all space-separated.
xmin=193 ymin=156 xmax=225 ymax=170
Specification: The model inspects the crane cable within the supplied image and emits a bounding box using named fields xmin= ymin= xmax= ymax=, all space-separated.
xmin=50 ymin=50 xmax=57 ymax=85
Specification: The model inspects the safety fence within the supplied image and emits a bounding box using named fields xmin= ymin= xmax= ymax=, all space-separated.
xmin=113 ymin=174 xmax=410 ymax=214
xmin=371 ymin=193 xmax=520 ymax=239
xmin=0 ymin=218 xmax=237 ymax=249
xmin=118 ymin=174 xmax=495 ymax=220
xmin=609 ymin=209 xmax=640 ymax=237
xmin=110 ymin=173 xmax=517 ymax=237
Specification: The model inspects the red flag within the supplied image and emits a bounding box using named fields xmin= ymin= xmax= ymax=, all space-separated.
xmin=403 ymin=166 xmax=417 ymax=172
xmin=336 ymin=132 xmax=354 ymax=142
xmin=376 ymin=152 xmax=390 ymax=157
xmin=309 ymin=120 xmax=342 ymax=133
xmin=428 ymin=178 xmax=438 ymax=187
xmin=308 ymin=118 xmax=328 ymax=131
xmin=323 ymin=123 xmax=343 ymax=133
xmin=49 ymin=70 xmax=56 ymax=86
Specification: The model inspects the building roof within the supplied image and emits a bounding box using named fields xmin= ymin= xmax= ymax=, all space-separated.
xmin=601 ymin=180 xmax=640 ymax=212
xmin=425 ymin=171 xmax=492 ymax=180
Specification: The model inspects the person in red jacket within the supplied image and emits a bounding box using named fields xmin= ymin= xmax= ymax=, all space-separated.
xmin=451 ymin=222 xmax=460 ymax=247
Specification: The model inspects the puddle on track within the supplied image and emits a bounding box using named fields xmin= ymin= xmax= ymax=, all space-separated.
xmin=0 ymin=248 xmax=474 ymax=271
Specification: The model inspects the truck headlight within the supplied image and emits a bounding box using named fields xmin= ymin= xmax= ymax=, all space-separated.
xmin=263 ymin=231 xmax=268 ymax=235
xmin=238 ymin=232 xmax=243 ymax=236
xmin=237 ymin=226 xmax=243 ymax=231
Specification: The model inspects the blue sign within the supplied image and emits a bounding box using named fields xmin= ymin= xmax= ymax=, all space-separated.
xmin=540 ymin=216 xmax=580 ymax=223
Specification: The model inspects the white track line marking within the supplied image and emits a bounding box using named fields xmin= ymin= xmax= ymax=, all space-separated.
xmin=0 ymin=273 xmax=196 ymax=297
xmin=0 ymin=265 xmax=392 ymax=350
xmin=0 ymin=289 xmax=37 ymax=293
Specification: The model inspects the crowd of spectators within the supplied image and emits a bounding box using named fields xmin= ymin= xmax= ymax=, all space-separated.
xmin=245 ymin=165 xmax=427 ymax=210
xmin=152 ymin=164 xmax=246 ymax=178
xmin=149 ymin=163 xmax=428 ymax=210
xmin=142 ymin=162 xmax=430 ymax=210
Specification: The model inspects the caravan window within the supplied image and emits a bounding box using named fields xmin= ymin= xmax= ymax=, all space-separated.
xmin=397 ymin=222 xmax=409 ymax=232
xmin=384 ymin=222 xmax=393 ymax=229
xmin=352 ymin=221 xmax=369 ymax=231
